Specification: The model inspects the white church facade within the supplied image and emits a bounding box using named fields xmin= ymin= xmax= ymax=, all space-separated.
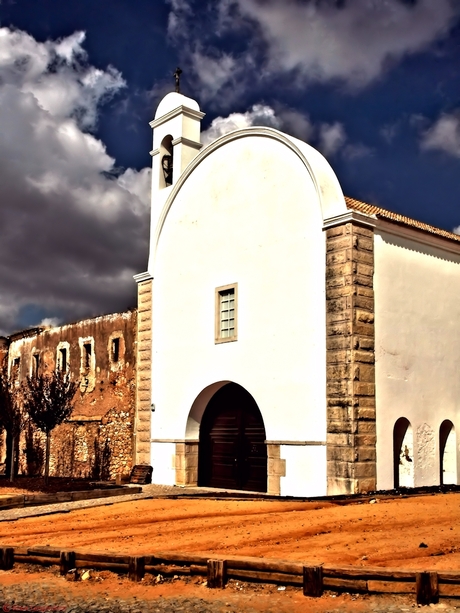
xmin=133 ymin=91 xmax=460 ymax=497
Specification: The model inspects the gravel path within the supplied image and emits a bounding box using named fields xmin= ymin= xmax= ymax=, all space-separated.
xmin=1 ymin=579 xmax=460 ymax=612
xmin=0 ymin=484 xmax=246 ymax=522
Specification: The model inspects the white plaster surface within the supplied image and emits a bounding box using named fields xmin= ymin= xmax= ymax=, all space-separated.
xmin=374 ymin=228 xmax=460 ymax=489
xmin=280 ymin=445 xmax=327 ymax=497
xmin=147 ymin=116 xmax=344 ymax=495
xmin=150 ymin=442 xmax=176 ymax=486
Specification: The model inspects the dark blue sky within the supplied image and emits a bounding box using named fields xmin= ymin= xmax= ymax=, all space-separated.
xmin=1 ymin=0 xmax=460 ymax=333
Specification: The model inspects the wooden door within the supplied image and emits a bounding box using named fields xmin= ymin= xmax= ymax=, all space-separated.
xmin=198 ymin=383 xmax=267 ymax=492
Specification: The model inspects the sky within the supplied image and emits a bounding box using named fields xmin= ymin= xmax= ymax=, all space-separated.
xmin=1 ymin=0 xmax=460 ymax=336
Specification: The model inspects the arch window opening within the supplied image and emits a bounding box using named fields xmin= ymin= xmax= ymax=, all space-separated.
xmin=160 ymin=135 xmax=173 ymax=188
xmin=59 ymin=348 xmax=67 ymax=372
xmin=83 ymin=343 xmax=91 ymax=370
xmin=440 ymin=420 xmax=457 ymax=485
xmin=32 ymin=353 xmax=39 ymax=377
xmin=393 ymin=417 xmax=414 ymax=489
xmin=112 ymin=337 xmax=120 ymax=363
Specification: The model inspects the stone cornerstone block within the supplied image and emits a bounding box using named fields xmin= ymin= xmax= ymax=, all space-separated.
xmin=325 ymin=221 xmax=376 ymax=495
xmin=135 ymin=277 xmax=153 ymax=465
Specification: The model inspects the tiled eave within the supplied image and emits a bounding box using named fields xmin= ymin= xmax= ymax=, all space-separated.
xmin=345 ymin=196 xmax=460 ymax=245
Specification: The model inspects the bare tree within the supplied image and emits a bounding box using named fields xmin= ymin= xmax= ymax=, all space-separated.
xmin=0 ymin=359 xmax=24 ymax=481
xmin=22 ymin=370 xmax=78 ymax=485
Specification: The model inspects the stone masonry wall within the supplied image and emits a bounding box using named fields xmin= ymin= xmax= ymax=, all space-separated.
xmin=135 ymin=276 xmax=153 ymax=465
xmin=7 ymin=310 xmax=136 ymax=480
xmin=326 ymin=221 xmax=376 ymax=495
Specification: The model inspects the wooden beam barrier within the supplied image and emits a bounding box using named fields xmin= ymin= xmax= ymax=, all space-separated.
xmin=0 ymin=543 xmax=460 ymax=605
xmin=207 ymin=559 xmax=227 ymax=588
xmin=60 ymin=551 xmax=76 ymax=576
xmin=0 ymin=547 xmax=14 ymax=571
xmin=128 ymin=556 xmax=145 ymax=582
xmin=303 ymin=565 xmax=323 ymax=597
xmin=226 ymin=568 xmax=302 ymax=585
xmin=416 ymin=572 xmax=439 ymax=605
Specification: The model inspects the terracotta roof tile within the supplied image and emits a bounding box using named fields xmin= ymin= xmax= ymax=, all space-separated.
xmin=345 ymin=196 xmax=460 ymax=244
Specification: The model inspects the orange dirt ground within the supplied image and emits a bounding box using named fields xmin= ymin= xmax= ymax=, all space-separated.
xmin=1 ymin=491 xmax=460 ymax=611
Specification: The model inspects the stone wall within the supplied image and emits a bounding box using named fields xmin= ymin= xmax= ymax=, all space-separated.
xmin=175 ymin=441 xmax=199 ymax=485
xmin=325 ymin=221 xmax=376 ymax=495
xmin=267 ymin=444 xmax=286 ymax=496
xmin=6 ymin=310 xmax=136 ymax=480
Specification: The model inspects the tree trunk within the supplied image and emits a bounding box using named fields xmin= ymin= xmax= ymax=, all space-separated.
xmin=8 ymin=433 xmax=15 ymax=482
xmin=44 ymin=431 xmax=51 ymax=486
xmin=5 ymin=430 xmax=14 ymax=481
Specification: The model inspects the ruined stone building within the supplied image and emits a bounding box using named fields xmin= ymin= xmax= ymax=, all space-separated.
xmin=1 ymin=310 xmax=136 ymax=479
xmin=132 ymin=90 xmax=460 ymax=497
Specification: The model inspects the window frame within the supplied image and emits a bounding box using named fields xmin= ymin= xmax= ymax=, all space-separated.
xmin=215 ymin=283 xmax=238 ymax=344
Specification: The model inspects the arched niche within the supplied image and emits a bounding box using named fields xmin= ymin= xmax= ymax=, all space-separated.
xmin=159 ymin=135 xmax=173 ymax=188
xmin=393 ymin=417 xmax=414 ymax=488
xmin=440 ymin=420 xmax=457 ymax=485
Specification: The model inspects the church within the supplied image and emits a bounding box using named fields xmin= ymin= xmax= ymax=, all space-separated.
xmin=132 ymin=89 xmax=460 ymax=498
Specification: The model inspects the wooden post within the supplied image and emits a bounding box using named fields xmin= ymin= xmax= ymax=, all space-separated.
xmin=416 ymin=571 xmax=439 ymax=605
xmin=207 ymin=559 xmax=227 ymax=588
xmin=0 ymin=547 xmax=14 ymax=570
xmin=128 ymin=556 xmax=145 ymax=582
xmin=60 ymin=551 xmax=76 ymax=576
xmin=303 ymin=565 xmax=323 ymax=597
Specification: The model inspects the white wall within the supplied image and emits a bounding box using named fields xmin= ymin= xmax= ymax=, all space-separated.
xmin=374 ymin=228 xmax=460 ymax=489
xmin=280 ymin=444 xmax=327 ymax=497
xmin=150 ymin=133 xmax=329 ymax=496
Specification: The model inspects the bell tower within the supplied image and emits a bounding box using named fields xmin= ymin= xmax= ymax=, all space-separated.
xmin=149 ymin=73 xmax=205 ymax=193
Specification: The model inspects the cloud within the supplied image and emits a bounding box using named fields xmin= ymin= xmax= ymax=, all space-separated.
xmin=0 ymin=28 xmax=151 ymax=336
xmin=318 ymin=122 xmax=347 ymax=157
xmin=201 ymin=103 xmax=364 ymax=160
xmin=167 ymin=0 xmax=460 ymax=99
xmin=202 ymin=104 xmax=281 ymax=144
xmin=380 ymin=122 xmax=400 ymax=144
xmin=420 ymin=110 xmax=460 ymax=157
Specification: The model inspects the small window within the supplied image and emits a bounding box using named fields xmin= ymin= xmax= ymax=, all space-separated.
xmin=12 ymin=357 xmax=20 ymax=381
xmin=111 ymin=338 xmax=120 ymax=363
xmin=60 ymin=348 xmax=67 ymax=372
xmin=32 ymin=353 xmax=39 ymax=376
xmin=215 ymin=283 xmax=238 ymax=343
xmin=83 ymin=343 xmax=91 ymax=369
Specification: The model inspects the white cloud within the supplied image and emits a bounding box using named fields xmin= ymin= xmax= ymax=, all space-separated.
xmin=38 ymin=317 xmax=62 ymax=328
xmin=343 ymin=143 xmax=374 ymax=160
xmin=202 ymin=104 xmax=281 ymax=144
xmin=381 ymin=122 xmax=400 ymax=144
xmin=190 ymin=49 xmax=240 ymax=102
xmin=167 ymin=0 xmax=460 ymax=97
xmin=202 ymin=103 xmax=355 ymax=159
xmin=232 ymin=0 xmax=459 ymax=88
xmin=318 ymin=122 xmax=347 ymax=157
xmin=0 ymin=28 xmax=150 ymax=335
xmin=420 ymin=111 xmax=460 ymax=157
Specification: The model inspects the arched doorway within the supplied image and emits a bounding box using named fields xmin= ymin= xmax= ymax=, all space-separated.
xmin=393 ymin=417 xmax=414 ymax=489
xmin=440 ymin=420 xmax=457 ymax=485
xmin=198 ymin=382 xmax=267 ymax=492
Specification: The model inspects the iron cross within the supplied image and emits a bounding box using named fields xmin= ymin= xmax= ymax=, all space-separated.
xmin=174 ymin=66 xmax=182 ymax=93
